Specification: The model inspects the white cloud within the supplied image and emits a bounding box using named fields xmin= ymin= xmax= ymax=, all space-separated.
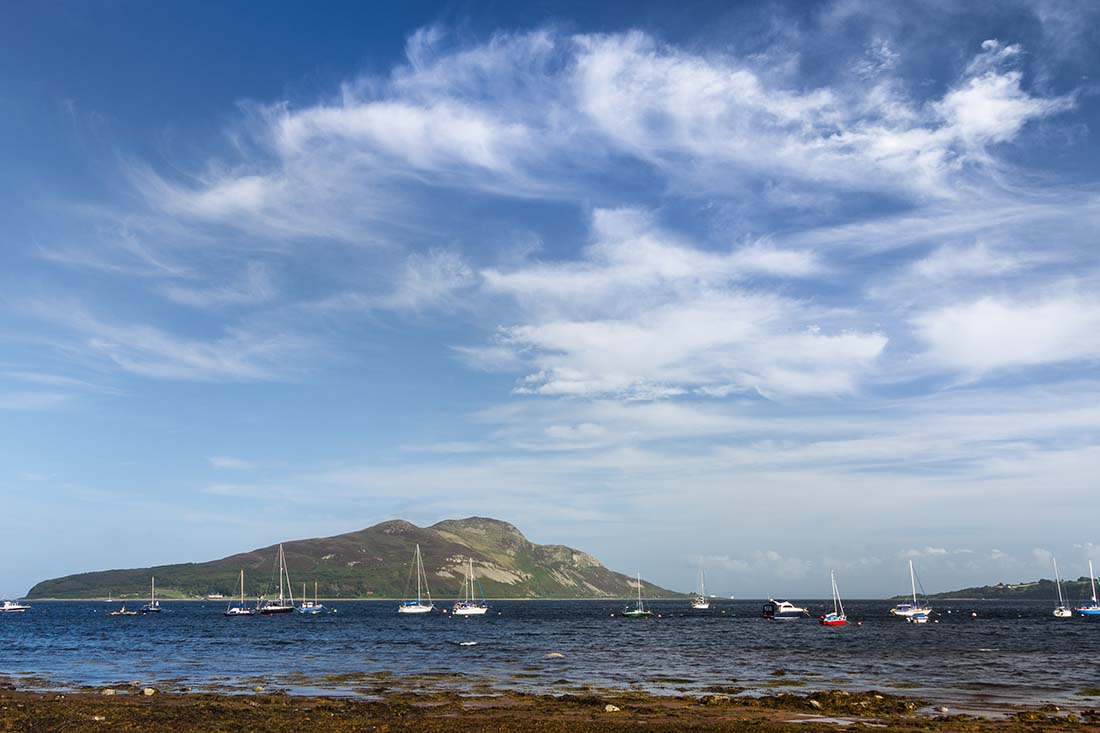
xmin=35 ymin=306 xmax=311 ymax=382
xmin=478 ymin=208 xmax=884 ymax=398
xmin=208 ymin=456 xmax=254 ymax=470
xmin=913 ymin=294 xmax=1100 ymax=374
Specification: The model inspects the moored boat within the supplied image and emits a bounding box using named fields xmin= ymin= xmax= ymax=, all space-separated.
xmin=256 ymin=544 xmax=295 ymax=615
xmin=1077 ymin=560 xmax=1100 ymax=617
xmin=691 ymin=562 xmax=710 ymax=610
xmin=0 ymin=599 xmax=30 ymax=613
xmin=890 ymin=560 xmax=932 ymax=619
xmin=224 ymin=569 xmax=253 ymax=617
xmin=140 ymin=576 xmax=161 ymax=614
xmin=820 ymin=571 xmax=847 ymax=626
xmin=298 ymin=581 xmax=326 ymax=615
xmin=622 ymin=572 xmax=653 ymax=618
xmin=452 ymin=558 xmax=489 ymax=616
xmin=398 ymin=543 xmax=435 ymax=614
xmin=762 ymin=599 xmax=810 ymax=619
xmin=1053 ymin=558 xmax=1073 ymax=618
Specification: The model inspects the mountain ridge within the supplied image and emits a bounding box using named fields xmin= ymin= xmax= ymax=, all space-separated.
xmin=891 ymin=576 xmax=1098 ymax=601
xmin=25 ymin=517 xmax=682 ymax=600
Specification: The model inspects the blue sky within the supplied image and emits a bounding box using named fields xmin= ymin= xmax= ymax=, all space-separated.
xmin=2 ymin=0 xmax=1100 ymax=598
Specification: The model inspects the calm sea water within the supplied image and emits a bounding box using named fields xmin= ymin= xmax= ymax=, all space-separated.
xmin=2 ymin=599 xmax=1097 ymax=713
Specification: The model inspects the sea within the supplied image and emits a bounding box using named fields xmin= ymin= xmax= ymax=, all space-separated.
xmin=2 ymin=599 xmax=1098 ymax=715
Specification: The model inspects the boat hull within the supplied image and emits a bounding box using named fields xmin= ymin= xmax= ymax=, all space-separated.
xmin=223 ymin=608 xmax=253 ymax=617
xmin=257 ymin=605 xmax=295 ymax=615
xmin=621 ymin=610 xmax=652 ymax=618
xmin=452 ymin=605 xmax=489 ymax=616
xmin=890 ymin=605 xmax=932 ymax=618
xmin=821 ymin=614 xmax=847 ymax=626
xmin=762 ymin=600 xmax=810 ymax=619
xmin=398 ymin=604 xmax=434 ymax=614
xmin=1078 ymin=607 xmax=1100 ymax=617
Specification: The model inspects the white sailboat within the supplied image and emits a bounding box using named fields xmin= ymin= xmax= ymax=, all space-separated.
xmin=224 ymin=569 xmax=253 ymax=617
xmin=452 ymin=558 xmax=489 ymax=616
xmin=1053 ymin=558 xmax=1073 ymax=618
xmin=821 ymin=570 xmax=847 ymax=626
xmin=1077 ymin=560 xmax=1100 ymax=617
xmin=257 ymin=544 xmax=295 ymax=615
xmin=398 ymin=544 xmax=435 ymax=614
xmin=691 ymin=562 xmax=710 ymax=610
xmin=140 ymin=576 xmax=161 ymax=614
xmin=890 ymin=560 xmax=932 ymax=621
xmin=622 ymin=572 xmax=653 ymax=618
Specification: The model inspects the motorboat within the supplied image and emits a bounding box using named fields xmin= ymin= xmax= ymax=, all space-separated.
xmin=762 ymin=599 xmax=810 ymax=619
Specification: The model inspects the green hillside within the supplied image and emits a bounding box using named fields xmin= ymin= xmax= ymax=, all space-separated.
xmin=26 ymin=517 xmax=681 ymax=600
xmin=894 ymin=577 xmax=1098 ymax=601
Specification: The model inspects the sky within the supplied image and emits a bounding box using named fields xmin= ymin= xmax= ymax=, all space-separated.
xmin=2 ymin=0 xmax=1099 ymax=599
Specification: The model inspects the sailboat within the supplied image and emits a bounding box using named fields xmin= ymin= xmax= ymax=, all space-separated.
xmin=890 ymin=560 xmax=932 ymax=621
xmin=452 ymin=558 xmax=489 ymax=616
xmin=224 ymin=569 xmax=253 ymax=617
xmin=398 ymin=543 xmax=435 ymax=614
xmin=298 ymin=581 xmax=326 ymax=615
xmin=691 ymin=562 xmax=710 ymax=610
xmin=820 ymin=570 xmax=847 ymax=626
xmin=140 ymin=576 xmax=161 ymax=614
xmin=622 ymin=573 xmax=653 ymax=618
xmin=256 ymin=544 xmax=295 ymax=615
xmin=1077 ymin=560 xmax=1100 ymax=617
xmin=1053 ymin=558 xmax=1073 ymax=618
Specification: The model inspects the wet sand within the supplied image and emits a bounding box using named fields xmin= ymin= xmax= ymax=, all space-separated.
xmin=1 ymin=686 xmax=1096 ymax=733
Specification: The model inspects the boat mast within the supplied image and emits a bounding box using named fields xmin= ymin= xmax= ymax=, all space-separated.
xmin=415 ymin=545 xmax=423 ymax=603
xmin=909 ymin=560 xmax=917 ymax=604
xmin=1091 ymin=560 xmax=1098 ymax=603
xmin=241 ymin=569 xmax=245 ymax=606
xmin=1054 ymin=559 xmax=1065 ymax=605
xmin=637 ymin=572 xmax=644 ymax=610
xmin=151 ymin=576 xmax=155 ymax=606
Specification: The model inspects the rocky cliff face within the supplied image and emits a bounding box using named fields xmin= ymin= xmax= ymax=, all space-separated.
xmin=26 ymin=517 xmax=680 ymax=600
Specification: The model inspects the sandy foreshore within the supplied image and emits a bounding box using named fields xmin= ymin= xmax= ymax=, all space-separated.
xmin=1 ymin=686 xmax=1096 ymax=733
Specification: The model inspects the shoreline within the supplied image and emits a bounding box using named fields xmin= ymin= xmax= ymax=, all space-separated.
xmin=0 ymin=685 xmax=1095 ymax=732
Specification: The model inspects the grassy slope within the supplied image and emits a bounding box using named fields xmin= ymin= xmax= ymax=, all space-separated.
xmin=26 ymin=517 xmax=681 ymax=600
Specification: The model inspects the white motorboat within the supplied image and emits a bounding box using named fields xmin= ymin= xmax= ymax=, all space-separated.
xmin=762 ymin=599 xmax=810 ymax=619
xmin=0 ymin=599 xmax=30 ymax=613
